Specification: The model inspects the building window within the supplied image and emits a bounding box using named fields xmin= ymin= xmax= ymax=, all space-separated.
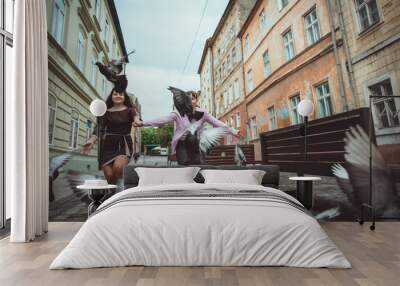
xmin=247 ymin=69 xmax=254 ymax=92
xmin=250 ymin=117 xmax=258 ymax=139
xmin=232 ymin=46 xmax=237 ymax=63
xmin=229 ymin=25 xmax=235 ymax=39
xmin=245 ymin=34 xmax=250 ymax=54
xmin=224 ymin=91 xmax=228 ymax=109
xmin=236 ymin=112 xmax=241 ymax=128
xmin=283 ymin=29 xmax=295 ymax=61
xmin=227 ymin=55 xmax=231 ymax=70
xmin=95 ymin=0 xmax=101 ymax=20
xmin=355 ymin=0 xmax=380 ymax=32
xmin=234 ymin=78 xmax=240 ymax=100
xmin=268 ymin=106 xmax=277 ymax=130
xmin=263 ymin=50 xmax=271 ymax=78
xmin=51 ymin=0 xmax=65 ymax=45
xmin=69 ymin=109 xmax=80 ymax=149
xmin=48 ymin=94 xmax=57 ymax=144
xmin=229 ymin=84 xmax=234 ymax=104
xmin=91 ymin=51 xmax=98 ymax=87
xmin=316 ymin=82 xmax=333 ymax=118
xmin=259 ymin=9 xmax=267 ymax=32
xmin=230 ymin=116 xmax=235 ymax=128
xmin=222 ymin=61 xmax=226 ymax=77
xmin=102 ymin=77 xmax=107 ymax=96
xmin=104 ymin=18 xmax=110 ymax=42
xmin=219 ymin=98 xmax=224 ymax=114
xmin=369 ymin=79 xmax=399 ymax=128
xmin=278 ymin=0 xmax=289 ymax=10
xmin=77 ymin=30 xmax=86 ymax=71
xmin=290 ymin=94 xmax=302 ymax=124
xmin=86 ymin=119 xmax=93 ymax=141
xmin=305 ymin=8 xmax=320 ymax=46
xmin=111 ymin=37 xmax=116 ymax=57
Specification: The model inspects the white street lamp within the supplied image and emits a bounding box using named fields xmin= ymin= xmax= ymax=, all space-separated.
xmin=297 ymin=99 xmax=314 ymax=117
xmin=297 ymin=99 xmax=315 ymax=175
xmin=89 ymin=99 xmax=107 ymax=169
xmin=90 ymin=99 xmax=107 ymax=117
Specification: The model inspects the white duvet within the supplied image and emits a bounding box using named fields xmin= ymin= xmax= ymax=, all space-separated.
xmin=50 ymin=183 xmax=351 ymax=269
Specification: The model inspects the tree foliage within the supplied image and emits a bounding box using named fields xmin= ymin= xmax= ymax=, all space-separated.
xmin=141 ymin=123 xmax=174 ymax=149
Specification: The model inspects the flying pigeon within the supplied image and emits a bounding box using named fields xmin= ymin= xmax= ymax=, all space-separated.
xmin=168 ymin=86 xmax=193 ymax=118
xmin=95 ymin=62 xmax=128 ymax=92
xmin=49 ymin=153 xmax=72 ymax=202
xmin=95 ymin=50 xmax=135 ymax=92
xmin=184 ymin=121 xmax=231 ymax=162
xmin=331 ymin=125 xmax=400 ymax=217
xmin=168 ymin=86 xmax=204 ymax=120
xmin=49 ymin=153 xmax=72 ymax=180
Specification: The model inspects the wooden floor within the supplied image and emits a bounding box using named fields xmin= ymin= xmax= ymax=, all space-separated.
xmin=0 ymin=222 xmax=399 ymax=286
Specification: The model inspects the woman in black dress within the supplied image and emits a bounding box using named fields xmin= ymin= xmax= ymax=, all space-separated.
xmin=83 ymin=89 xmax=141 ymax=184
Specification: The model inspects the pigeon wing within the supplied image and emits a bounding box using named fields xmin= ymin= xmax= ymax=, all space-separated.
xmin=95 ymin=62 xmax=117 ymax=82
xmin=49 ymin=153 xmax=72 ymax=178
xmin=199 ymin=127 xmax=230 ymax=154
xmin=168 ymin=86 xmax=192 ymax=117
xmin=109 ymin=59 xmax=124 ymax=75
xmin=344 ymin=125 xmax=397 ymax=212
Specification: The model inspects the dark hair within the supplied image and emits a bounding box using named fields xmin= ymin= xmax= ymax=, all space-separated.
xmin=188 ymin=91 xmax=198 ymax=100
xmin=105 ymin=89 xmax=134 ymax=109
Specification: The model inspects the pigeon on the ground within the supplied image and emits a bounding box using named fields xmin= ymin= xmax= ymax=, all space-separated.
xmin=234 ymin=144 xmax=247 ymax=166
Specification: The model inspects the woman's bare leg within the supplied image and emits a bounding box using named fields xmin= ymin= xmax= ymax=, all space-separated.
xmin=102 ymin=164 xmax=116 ymax=184
xmin=112 ymin=155 xmax=129 ymax=181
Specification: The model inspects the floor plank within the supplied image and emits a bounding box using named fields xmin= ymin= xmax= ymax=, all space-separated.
xmin=0 ymin=222 xmax=399 ymax=286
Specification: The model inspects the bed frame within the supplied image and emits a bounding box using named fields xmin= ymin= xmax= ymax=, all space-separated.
xmin=123 ymin=164 xmax=280 ymax=190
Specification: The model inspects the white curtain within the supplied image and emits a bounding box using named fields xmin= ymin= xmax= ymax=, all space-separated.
xmin=6 ymin=0 xmax=49 ymax=242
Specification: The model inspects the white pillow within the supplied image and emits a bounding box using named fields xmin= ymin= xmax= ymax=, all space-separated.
xmin=135 ymin=167 xmax=201 ymax=186
xmin=200 ymin=169 xmax=265 ymax=185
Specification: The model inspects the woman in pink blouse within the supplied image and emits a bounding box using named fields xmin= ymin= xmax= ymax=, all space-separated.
xmin=135 ymin=90 xmax=240 ymax=165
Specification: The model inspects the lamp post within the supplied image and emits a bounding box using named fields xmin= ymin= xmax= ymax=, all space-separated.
xmin=89 ymin=99 xmax=107 ymax=170
xmin=297 ymin=99 xmax=315 ymax=173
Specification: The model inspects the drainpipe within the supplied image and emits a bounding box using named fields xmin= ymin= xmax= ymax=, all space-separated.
xmin=326 ymin=0 xmax=348 ymax=112
xmin=210 ymin=45 xmax=216 ymax=117
xmin=239 ymin=38 xmax=250 ymax=144
xmin=335 ymin=0 xmax=359 ymax=108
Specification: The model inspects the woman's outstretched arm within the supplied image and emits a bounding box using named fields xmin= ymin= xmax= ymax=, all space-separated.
xmin=203 ymin=111 xmax=240 ymax=136
xmin=141 ymin=112 xmax=178 ymax=127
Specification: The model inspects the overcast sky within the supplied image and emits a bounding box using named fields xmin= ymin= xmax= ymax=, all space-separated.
xmin=115 ymin=0 xmax=229 ymax=119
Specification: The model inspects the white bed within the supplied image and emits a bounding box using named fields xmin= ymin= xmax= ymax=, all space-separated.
xmin=50 ymin=183 xmax=350 ymax=269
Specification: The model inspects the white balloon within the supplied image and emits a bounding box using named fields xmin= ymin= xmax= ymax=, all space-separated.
xmin=297 ymin=99 xmax=314 ymax=117
xmin=89 ymin=99 xmax=107 ymax=117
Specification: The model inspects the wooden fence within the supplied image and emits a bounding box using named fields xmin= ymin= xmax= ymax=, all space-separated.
xmin=205 ymin=144 xmax=255 ymax=165
xmin=259 ymin=108 xmax=372 ymax=176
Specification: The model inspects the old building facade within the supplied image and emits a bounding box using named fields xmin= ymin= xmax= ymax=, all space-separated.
xmin=339 ymin=0 xmax=400 ymax=156
xmin=198 ymin=38 xmax=215 ymax=115
xmin=47 ymin=0 xmax=140 ymax=171
xmin=199 ymin=0 xmax=256 ymax=144
xmin=239 ymin=0 xmax=356 ymax=160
